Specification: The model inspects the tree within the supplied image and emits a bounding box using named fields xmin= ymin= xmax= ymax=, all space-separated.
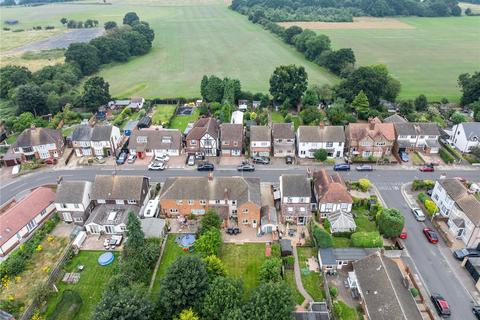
xmin=223 ymin=78 xmax=237 ymax=105
xmin=123 ymin=12 xmax=140 ymax=26
xmin=458 ymin=72 xmax=480 ymax=106
xmin=351 ymin=90 xmax=370 ymax=119
xmin=0 ymin=65 xmax=32 ymax=98
xmin=358 ymin=179 xmax=371 ymax=192
xmin=258 ymin=258 xmax=282 ymax=283
xmin=124 ymin=212 xmax=145 ymax=255
xmin=94 ymin=284 xmax=153 ymax=320
xmin=133 ymin=22 xmax=155 ymax=43
xmin=194 ymin=228 xmax=222 ymax=256
xmin=293 ymin=29 xmax=316 ymax=53
xmin=120 ymin=30 xmax=151 ymax=56
xmin=81 ymin=76 xmax=110 ymax=112
xmin=465 ymin=8 xmax=473 ymax=15
xmin=321 ymin=48 xmax=356 ymax=75
xmin=314 ymin=149 xmax=328 ymax=162
xmin=202 ymin=255 xmax=227 ymax=280
xmin=283 ymin=25 xmax=302 ymax=45
xmin=201 ymin=277 xmax=243 ymax=320
xmin=199 ymin=209 xmax=222 ymax=235
xmin=304 ymin=35 xmax=331 ymax=61
xmin=312 ymin=224 xmax=333 ymax=247
xmin=471 ymin=100 xmax=480 ymax=122
xmin=203 ymin=75 xmax=224 ymax=102
xmin=65 ymin=43 xmax=101 ymax=75
xmin=399 ymin=100 xmax=414 ymax=116
xmin=269 ymin=65 xmax=308 ymax=108
xmin=244 ymin=282 xmax=295 ymax=320
xmin=11 ymin=112 xmax=47 ymax=133
xmin=378 ymin=208 xmax=405 ymax=238
xmin=300 ymin=106 xmax=323 ymax=125
xmin=60 ymin=17 xmax=68 ymax=25
xmin=157 ymin=255 xmax=209 ymax=320
xmin=450 ymin=111 xmax=467 ymax=124
xmin=104 ymin=21 xmax=117 ymax=30
xmin=302 ymin=88 xmax=319 ymax=107
xmin=200 ymin=75 xmax=208 ymax=99
xmin=15 ymin=84 xmax=48 ymax=116
xmin=175 ymin=309 xmax=200 ymax=320
xmin=327 ymin=98 xmax=356 ymax=125
xmin=414 ymin=94 xmax=428 ymax=111
xmin=90 ymin=36 xmax=131 ymax=64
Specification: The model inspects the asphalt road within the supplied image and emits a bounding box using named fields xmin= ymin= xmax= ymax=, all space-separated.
xmin=1 ymin=166 xmax=479 ymax=319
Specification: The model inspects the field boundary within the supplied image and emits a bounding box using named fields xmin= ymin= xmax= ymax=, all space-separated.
xmin=279 ymin=17 xmax=415 ymax=30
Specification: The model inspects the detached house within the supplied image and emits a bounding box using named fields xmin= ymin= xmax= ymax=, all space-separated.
xmin=250 ymin=125 xmax=271 ymax=157
xmin=280 ymin=174 xmax=311 ymax=225
xmin=55 ymin=180 xmax=93 ymax=225
xmin=4 ymin=126 xmax=64 ymax=165
xmin=159 ymin=176 xmax=261 ymax=229
xmin=431 ymin=179 xmax=480 ymax=247
xmin=346 ymin=117 xmax=395 ymax=158
xmin=85 ymin=175 xmax=150 ymax=235
xmin=272 ymin=123 xmax=295 ymax=157
xmin=220 ymin=123 xmax=243 ymax=157
xmin=0 ymin=187 xmax=56 ymax=257
xmin=296 ymin=124 xmax=345 ymax=159
xmin=185 ymin=117 xmax=220 ymax=156
xmin=128 ymin=97 xmax=145 ymax=110
xmin=448 ymin=122 xmax=480 ymax=153
xmin=313 ymin=169 xmax=353 ymax=216
xmin=128 ymin=128 xmax=182 ymax=158
xmin=71 ymin=124 xmax=121 ymax=157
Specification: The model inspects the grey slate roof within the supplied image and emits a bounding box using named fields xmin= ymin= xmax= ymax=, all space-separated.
xmin=71 ymin=125 xmax=115 ymax=142
xmin=85 ymin=204 xmax=138 ymax=226
xmin=92 ymin=175 xmax=148 ymax=201
xmin=281 ymin=174 xmax=310 ymax=197
xmin=272 ymin=123 xmax=295 ymax=139
xmin=91 ymin=125 xmax=113 ymax=141
xmin=160 ymin=176 xmax=261 ymax=207
xmin=129 ymin=128 xmax=182 ymax=152
xmin=354 ymin=252 xmax=423 ymax=320
xmin=383 ymin=114 xmax=407 ymax=124
xmin=55 ymin=181 xmax=91 ymax=204
xmin=462 ymin=122 xmax=480 ymax=140
xmin=297 ymin=125 xmax=345 ymax=143
xmin=394 ymin=122 xmax=440 ymax=136
xmin=12 ymin=127 xmax=62 ymax=148
xmin=439 ymin=179 xmax=480 ymax=225
xmin=71 ymin=125 xmax=92 ymax=141
xmin=250 ymin=125 xmax=271 ymax=141
xmin=319 ymin=248 xmax=373 ymax=266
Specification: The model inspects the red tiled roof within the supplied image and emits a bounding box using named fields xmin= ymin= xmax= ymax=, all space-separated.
xmin=347 ymin=117 xmax=395 ymax=142
xmin=0 ymin=187 xmax=55 ymax=247
xmin=313 ymin=169 xmax=352 ymax=204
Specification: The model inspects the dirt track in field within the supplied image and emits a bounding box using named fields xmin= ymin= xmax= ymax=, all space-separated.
xmin=279 ymin=17 xmax=415 ymax=30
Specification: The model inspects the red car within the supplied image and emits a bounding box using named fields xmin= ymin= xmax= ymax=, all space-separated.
xmin=399 ymin=227 xmax=407 ymax=239
xmin=419 ymin=165 xmax=434 ymax=172
xmin=423 ymin=228 xmax=439 ymax=244
xmin=44 ymin=158 xmax=58 ymax=165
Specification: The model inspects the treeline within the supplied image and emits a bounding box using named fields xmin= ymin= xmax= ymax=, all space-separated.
xmin=231 ymin=0 xmax=462 ymax=20
xmin=60 ymin=17 xmax=99 ymax=29
xmin=0 ymin=0 xmax=81 ymax=5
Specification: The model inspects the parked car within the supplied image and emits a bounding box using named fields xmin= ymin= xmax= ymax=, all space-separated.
xmin=473 ymin=306 xmax=480 ymax=319
xmin=154 ymin=153 xmax=170 ymax=162
xmin=420 ymin=164 xmax=434 ymax=172
xmin=399 ymin=227 xmax=407 ymax=239
xmin=237 ymin=163 xmax=255 ymax=172
xmin=333 ymin=163 xmax=350 ymax=171
xmin=148 ymin=161 xmax=166 ymax=171
xmin=431 ymin=294 xmax=451 ymax=318
xmin=411 ymin=208 xmax=426 ymax=222
xmin=187 ymin=155 xmax=195 ymax=166
xmin=116 ymin=152 xmax=127 ymax=165
xmin=195 ymin=152 xmax=205 ymax=160
xmin=94 ymin=156 xmax=106 ymax=164
xmin=285 ymin=155 xmax=294 ymax=165
xmin=127 ymin=153 xmax=137 ymax=164
xmin=356 ymin=164 xmax=373 ymax=171
xmin=427 ymin=189 xmax=433 ymax=196
xmin=453 ymin=248 xmax=480 ymax=260
xmin=399 ymin=151 xmax=409 ymax=162
xmin=44 ymin=158 xmax=57 ymax=165
xmin=423 ymin=228 xmax=439 ymax=244
xmin=197 ymin=162 xmax=214 ymax=171
xmin=252 ymin=156 xmax=269 ymax=164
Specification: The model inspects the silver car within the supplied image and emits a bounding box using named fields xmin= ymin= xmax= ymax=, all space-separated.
xmin=411 ymin=208 xmax=426 ymax=221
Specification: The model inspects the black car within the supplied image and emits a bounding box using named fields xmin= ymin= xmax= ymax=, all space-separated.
xmin=237 ymin=163 xmax=255 ymax=172
xmin=473 ymin=306 xmax=480 ymax=319
xmin=333 ymin=163 xmax=350 ymax=171
xmin=197 ymin=162 xmax=214 ymax=171
xmin=285 ymin=156 xmax=294 ymax=165
xmin=252 ymin=156 xmax=269 ymax=164
xmin=453 ymin=248 xmax=480 ymax=260
xmin=431 ymin=294 xmax=451 ymax=318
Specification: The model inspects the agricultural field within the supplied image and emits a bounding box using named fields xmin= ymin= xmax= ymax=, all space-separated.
xmin=302 ymin=16 xmax=480 ymax=101
xmin=0 ymin=0 xmax=337 ymax=98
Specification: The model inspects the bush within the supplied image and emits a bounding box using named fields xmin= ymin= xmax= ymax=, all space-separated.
xmin=282 ymin=255 xmax=295 ymax=267
xmin=378 ymin=208 xmax=404 ymax=238
xmin=410 ymin=287 xmax=419 ymax=298
xmin=323 ymin=219 xmax=331 ymax=233
xmin=440 ymin=147 xmax=455 ymax=164
xmin=418 ymin=192 xmax=428 ymax=204
xmin=333 ymin=301 xmax=358 ymax=320
xmin=312 ymin=224 xmax=333 ymax=248
xmin=358 ymin=179 xmax=371 ymax=192
xmin=351 ymin=231 xmax=383 ymax=248
xmin=329 ymin=286 xmax=338 ymax=298
xmin=412 ymin=179 xmax=435 ymax=191
xmin=424 ymin=199 xmax=438 ymax=215
xmin=259 ymin=258 xmax=282 ymax=283
xmin=271 ymin=243 xmax=281 ymax=258
xmin=314 ymin=149 xmax=328 ymax=162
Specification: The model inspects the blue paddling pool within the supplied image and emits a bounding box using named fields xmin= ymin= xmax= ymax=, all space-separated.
xmin=98 ymin=252 xmax=114 ymax=266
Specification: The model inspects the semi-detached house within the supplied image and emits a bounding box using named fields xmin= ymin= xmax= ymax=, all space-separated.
xmin=345 ymin=117 xmax=395 ymax=158
xmin=71 ymin=124 xmax=121 ymax=157
xmin=128 ymin=128 xmax=182 ymax=158
xmin=250 ymin=125 xmax=271 ymax=157
xmin=220 ymin=123 xmax=244 ymax=157
xmin=280 ymin=174 xmax=311 ymax=225
xmin=296 ymin=124 xmax=345 ymax=159
xmin=272 ymin=123 xmax=295 ymax=157
xmin=185 ymin=117 xmax=220 ymax=156
xmin=55 ymin=180 xmax=93 ymax=225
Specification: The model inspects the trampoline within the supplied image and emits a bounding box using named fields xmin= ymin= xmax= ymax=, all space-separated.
xmin=175 ymin=234 xmax=196 ymax=252
xmin=98 ymin=252 xmax=114 ymax=266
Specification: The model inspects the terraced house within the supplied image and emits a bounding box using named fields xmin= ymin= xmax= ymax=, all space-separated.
xmin=159 ymin=175 xmax=261 ymax=229
xmin=346 ymin=117 xmax=395 ymax=158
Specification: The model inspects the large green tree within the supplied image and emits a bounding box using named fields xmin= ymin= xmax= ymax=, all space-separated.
xmin=293 ymin=29 xmax=316 ymax=53
xmin=414 ymin=94 xmax=428 ymax=111
xmin=258 ymin=258 xmax=282 ymax=283
xmin=201 ymin=277 xmax=243 ymax=320
xmin=321 ymin=48 xmax=356 ymax=75
xmin=202 ymin=75 xmax=224 ymax=102
xmin=104 ymin=21 xmax=117 ymax=30
xmin=378 ymin=208 xmax=405 ymax=238
xmin=351 ymin=90 xmax=370 ymax=120
xmin=133 ymin=22 xmax=155 ymax=43
xmin=15 ymin=84 xmax=48 ymax=116
xmin=0 ymin=65 xmax=32 ymax=98
xmin=65 ymin=43 xmax=101 ymax=75
xmin=304 ymin=34 xmax=331 ymax=61
xmin=11 ymin=112 xmax=47 ymax=133
xmin=458 ymin=72 xmax=480 ymax=106
xmin=202 ymin=255 xmax=227 ymax=280
xmin=123 ymin=12 xmax=140 ymax=26
xmin=283 ymin=25 xmax=302 ymax=45
xmin=81 ymin=76 xmax=110 ymax=112
xmin=199 ymin=209 xmax=222 ymax=235
xmin=90 ymin=36 xmax=131 ymax=64
xmin=243 ymin=282 xmax=295 ymax=320
xmin=194 ymin=228 xmax=222 ymax=256
xmin=269 ymin=65 xmax=308 ymax=108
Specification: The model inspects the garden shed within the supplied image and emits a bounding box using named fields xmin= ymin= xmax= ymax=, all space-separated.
xmin=280 ymin=239 xmax=293 ymax=256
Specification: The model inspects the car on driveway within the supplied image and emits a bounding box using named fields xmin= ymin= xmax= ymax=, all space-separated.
xmin=333 ymin=163 xmax=350 ymax=171
xmin=411 ymin=208 xmax=426 ymax=221
xmin=453 ymin=248 xmax=480 ymax=260
xmin=356 ymin=164 xmax=373 ymax=171
xmin=237 ymin=163 xmax=255 ymax=172
xmin=285 ymin=155 xmax=294 ymax=165
xmin=116 ymin=152 xmax=127 ymax=165
xmin=148 ymin=161 xmax=166 ymax=171
xmin=431 ymin=293 xmax=451 ymax=318
xmin=154 ymin=153 xmax=170 ymax=162
xmin=252 ymin=156 xmax=269 ymax=164
xmin=423 ymin=228 xmax=439 ymax=244
xmin=197 ymin=162 xmax=214 ymax=171
xmin=187 ymin=155 xmax=195 ymax=166
xmin=420 ymin=164 xmax=434 ymax=172
xmin=127 ymin=153 xmax=137 ymax=164
xmin=399 ymin=151 xmax=409 ymax=162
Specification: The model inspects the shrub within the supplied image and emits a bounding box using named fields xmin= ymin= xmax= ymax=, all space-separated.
xmin=329 ymin=286 xmax=338 ymax=298
xmin=282 ymin=255 xmax=295 ymax=267
xmin=45 ymin=26 xmax=55 ymax=30
xmin=418 ymin=192 xmax=428 ymax=204
xmin=412 ymin=179 xmax=435 ymax=191
xmin=358 ymin=179 xmax=371 ymax=192
xmin=259 ymin=258 xmax=282 ymax=283
xmin=323 ymin=219 xmax=331 ymax=233
xmin=351 ymin=231 xmax=383 ymax=248
xmin=312 ymin=224 xmax=333 ymax=248
xmin=271 ymin=243 xmax=281 ymax=258
xmin=410 ymin=287 xmax=419 ymax=298
xmin=378 ymin=208 xmax=404 ymax=238
xmin=314 ymin=149 xmax=328 ymax=162
xmin=424 ymin=199 xmax=438 ymax=216
xmin=440 ymin=147 xmax=455 ymax=164
xmin=49 ymin=289 xmax=83 ymax=320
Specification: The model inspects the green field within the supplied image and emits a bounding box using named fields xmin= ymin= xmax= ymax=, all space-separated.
xmin=316 ymin=16 xmax=480 ymax=101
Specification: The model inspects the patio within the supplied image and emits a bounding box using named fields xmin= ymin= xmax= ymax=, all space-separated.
xmin=326 ymin=267 xmax=360 ymax=310
xmin=223 ymin=226 xmax=273 ymax=243
xmin=167 ymin=217 xmax=199 ymax=234
xmin=81 ymin=234 xmax=124 ymax=251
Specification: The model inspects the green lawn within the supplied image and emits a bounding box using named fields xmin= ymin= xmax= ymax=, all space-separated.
xmin=219 ymin=243 xmax=268 ymax=295
xmin=150 ymin=234 xmax=186 ymax=296
xmin=169 ymin=108 xmax=200 ymax=132
xmin=316 ymin=16 xmax=480 ymax=101
xmin=271 ymin=111 xmax=285 ymax=123
xmin=152 ymin=104 xmax=176 ymax=125
xmin=44 ymin=250 xmax=118 ymax=320
xmin=284 ymin=269 xmax=305 ymax=305
xmin=297 ymin=247 xmax=324 ymax=301
xmin=333 ymin=300 xmax=360 ymax=320
xmin=332 ymin=236 xmax=352 ymax=248
xmin=354 ymin=213 xmax=377 ymax=233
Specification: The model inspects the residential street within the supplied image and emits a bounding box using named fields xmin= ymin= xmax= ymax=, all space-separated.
xmin=1 ymin=165 xmax=479 ymax=319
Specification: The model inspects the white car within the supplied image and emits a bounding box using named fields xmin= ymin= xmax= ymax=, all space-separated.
xmin=127 ymin=154 xmax=136 ymax=163
xmin=154 ymin=154 xmax=170 ymax=162
xmin=148 ymin=161 xmax=166 ymax=171
xmin=411 ymin=207 xmax=426 ymax=221
xmin=187 ymin=155 xmax=195 ymax=166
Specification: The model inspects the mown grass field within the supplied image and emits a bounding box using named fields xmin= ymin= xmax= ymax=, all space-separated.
xmin=0 ymin=0 xmax=337 ymax=98
xmin=313 ymin=16 xmax=480 ymax=101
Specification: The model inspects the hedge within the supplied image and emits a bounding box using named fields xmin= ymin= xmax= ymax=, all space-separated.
xmin=424 ymin=199 xmax=439 ymax=215
xmin=440 ymin=147 xmax=455 ymax=164
xmin=351 ymin=231 xmax=383 ymax=248
xmin=412 ymin=179 xmax=435 ymax=191
xmin=312 ymin=224 xmax=333 ymax=248
xmin=418 ymin=192 xmax=428 ymax=204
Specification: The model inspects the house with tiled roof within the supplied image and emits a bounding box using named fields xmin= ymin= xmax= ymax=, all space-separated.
xmin=280 ymin=174 xmax=311 ymax=225
xmin=220 ymin=123 xmax=243 ymax=156
xmin=185 ymin=117 xmax=220 ymax=156
xmin=345 ymin=117 xmax=395 ymax=158
xmin=250 ymin=125 xmax=271 ymax=157
xmin=159 ymin=175 xmax=261 ymax=229
xmin=0 ymin=187 xmax=56 ymax=257
xmin=4 ymin=126 xmax=64 ymax=166
xmin=128 ymin=127 xmax=182 ymax=158
xmin=313 ymin=169 xmax=353 ymax=216
xmin=71 ymin=124 xmax=121 ymax=157
xmin=272 ymin=123 xmax=295 ymax=157
xmin=432 ymin=178 xmax=480 ymax=247
xmin=447 ymin=122 xmax=480 ymax=153
xmin=296 ymin=124 xmax=345 ymax=159
xmin=55 ymin=180 xmax=93 ymax=225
